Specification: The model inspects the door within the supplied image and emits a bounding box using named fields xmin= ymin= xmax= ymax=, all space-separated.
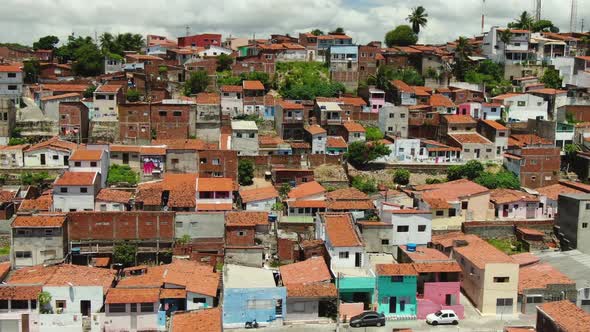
xmin=40 ymin=154 xmax=46 ymax=165
xmin=389 ymin=296 xmax=397 ymax=313
xmin=80 ymin=300 xmax=91 ymax=316
xmin=399 ymin=299 xmax=406 ymax=312
xmin=355 ymin=252 xmax=362 ymax=267
xmin=496 ymin=298 xmax=514 ymax=315
xmin=63 ymin=155 xmax=69 ymax=166
xmin=131 ymin=314 xmax=137 ymax=330
xmin=475 ymin=149 xmax=480 ymax=158
xmin=21 ymin=313 xmax=29 ymax=332
xmin=526 ymin=203 xmax=536 ymax=219
xmin=123 ymin=153 xmax=129 ymax=164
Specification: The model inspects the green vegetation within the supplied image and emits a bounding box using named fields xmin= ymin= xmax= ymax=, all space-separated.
xmin=33 ymin=35 xmax=59 ymax=50
xmin=311 ymin=29 xmax=324 ymax=36
xmin=385 ymin=25 xmax=418 ymax=47
xmin=107 ymin=164 xmax=138 ymax=186
xmin=508 ymin=11 xmax=534 ymax=31
xmin=452 ymin=37 xmax=473 ymax=81
xmin=365 ymin=126 xmax=384 ymax=141
xmin=238 ymin=159 xmax=254 ymax=186
xmin=216 ymin=54 xmax=234 ymax=72
xmin=126 ymin=89 xmax=141 ymax=102
xmin=176 ymin=234 xmax=192 ymax=245
xmin=345 ymin=141 xmax=391 ymax=167
xmin=371 ymin=65 xmax=424 ymax=90
xmin=183 ymin=70 xmax=210 ymax=96
xmin=448 ymin=160 xmax=484 ymax=181
xmin=407 ymin=6 xmax=428 ymax=35
xmin=21 ymin=172 xmax=51 ymax=186
xmin=393 ymin=169 xmax=411 ymax=186
xmin=425 ymin=178 xmax=446 ymax=184
xmin=38 ymin=291 xmax=52 ymax=314
xmin=276 ymin=62 xmax=344 ymax=100
xmin=0 ymin=246 xmax=9 ymax=255
xmin=487 ymin=238 xmax=525 ymax=255
xmin=447 ymin=160 xmax=520 ymax=189
xmin=233 ymin=114 xmax=263 ymax=126
xmin=217 ymin=71 xmax=270 ymax=87
xmin=352 ymin=175 xmax=378 ymax=194
xmin=272 ymin=202 xmax=284 ymax=212
xmin=215 ymin=262 xmax=224 ymax=272
xmin=465 ymin=60 xmax=512 ymax=96
xmin=279 ymin=183 xmax=291 ymax=199
xmin=83 ymin=86 xmax=96 ymax=98
xmin=8 ymin=137 xmax=27 ymax=146
xmin=540 ymin=67 xmax=563 ymax=89
xmin=99 ymin=32 xmax=145 ymax=57
xmin=113 ymin=243 xmax=137 ymax=267
xmin=23 ymin=60 xmax=40 ymax=84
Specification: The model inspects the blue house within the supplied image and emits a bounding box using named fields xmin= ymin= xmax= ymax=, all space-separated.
xmin=222 ymin=264 xmax=287 ymax=328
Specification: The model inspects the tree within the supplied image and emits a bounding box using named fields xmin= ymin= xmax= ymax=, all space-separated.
xmin=393 ymin=169 xmax=411 ymax=186
xmin=365 ymin=126 xmax=384 ymax=141
xmin=474 ymin=170 xmax=520 ymax=189
xmin=38 ymin=291 xmax=52 ymax=314
xmin=183 ymin=70 xmax=210 ymax=96
xmin=352 ymin=175 xmax=378 ymax=194
xmin=498 ymin=29 xmax=513 ymax=62
xmin=107 ymin=164 xmax=138 ymax=186
xmin=113 ymin=243 xmax=137 ymax=267
xmin=564 ymin=144 xmax=580 ymax=170
xmin=532 ymin=19 xmax=559 ymax=33
xmin=385 ymin=25 xmax=418 ymax=47
xmin=177 ymin=234 xmax=192 ymax=245
xmin=311 ymin=29 xmax=324 ymax=36
xmin=21 ymin=172 xmax=50 ymax=186
xmin=23 ymin=60 xmax=40 ymax=84
xmin=345 ymin=141 xmax=391 ymax=167
xmin=100 ymin=32 xmax=145 ymax=57
xmin=8 ymin=137 xmax=27 ymax=146
xmin=33 ymin=35 xmax=59 ymax=50
xmin=279 ymin=183 xmax=291 ymax=199
xmin=276 ymin=62 xmax=345 ymax=100
xmin=540 ymin=68 xmax=562 ymax=89
xmin=216 ymin=54 xmax=234 ymax=72
xmin=126 ymin=89 xmax=141 ymax=102
xmin=238 ymin=159 xmax=254 ymax=186
xmin=331 ymin=27 xmax=345 ymax=34
xmin=407 ymin=6 xmax=428 ymax=35
xmin=83 ymin=86 xmax=96 ymax=98
xmin=446 ymin=160 xmax=484 ymax=181
xmin=508 ymin=11 xmax=534 ymax=30
xmin=452 ymin=37 xmax=474 ymax=81
xmin=373 ymin=65 xmax=424 ymax=90
xmin=71 ymin=41 xmax=104 ymax=76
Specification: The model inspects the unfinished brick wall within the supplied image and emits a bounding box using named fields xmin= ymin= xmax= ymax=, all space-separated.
xmin=68 ymin=212 xmax=175 ymax=240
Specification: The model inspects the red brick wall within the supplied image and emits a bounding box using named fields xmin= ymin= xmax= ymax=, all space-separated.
xmin=178 ymin=34 xmax=222 ymax=48
xmin=118 ymin=103 xmax=151 ymax=142
xmin=59 ymin=102 xmax=88 ymax=139
xmin=68 ymin=212 xmax=174 ymax=240
xmin=198 ymin=150 xmax=238 ymax=181
xmin=519 ymin=147 xmax=561 ymax=188
xmin=225 ymin=226 xmax=255 ymax=246
xmin=277 ymin=237 xmax=298 ymax=262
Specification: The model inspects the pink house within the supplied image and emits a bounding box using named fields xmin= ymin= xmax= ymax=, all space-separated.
xmin=457 ymin=102 xmax=482 ymax=118
xmin=414 ymin=262 xmax=464 ymax=319
xmin=490 ymin=189 xmax=543 ymax=220
xmin=368 ymin=88 xmax=385 ymax=113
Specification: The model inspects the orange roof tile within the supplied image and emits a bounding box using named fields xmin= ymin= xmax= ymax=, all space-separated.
xmin=391 ymin=80 xmax=413 ymax=93
xmin=106 ymin=288 xmax=160 ymax=303
xmin=243 ymin=80 xmax=264 ymax=90
xmin=453 ymin=237 xmax=515 ymax=269
xmin=342 ymin=122 xmax=365 ymax=133
xmin=412 ymin=262 xmax=462 ymax=273
xmin=517 ymin=227 xmax=544 ymax=237
xmin=69 ymin=149 xmax=103 ymax=161
xmin=139 ymin=146 xmax=166 ymax=155
xmin=92 ymin=257 xmax=111 ymax=268
xmin=12 ymin=215 xmax=65 ymax=228
xmin=278 ymin=100 xmax=304 ymax=110
xmin=96 ymin=189 xmax=132 ymax=204
xmin=240 ymin=186 xmax=278 ymax=203
xmin=327 ymin=136 xmax=347 ymax=149
xmin=416 ymin=179 xmax=489 ymax=209
xmin=197 ymin=178 xmax=233 ymax=192
xmin=226 ymin=211 xmax=269 ymax=226
xmin=324 ymin=213 xmax=362 ymax=247
xmin=305 ymin=125 xmax=327 ymax=135
xmin=109 ymin=145 xmax=141 ymax=153
xmin=402 ymin=247 xmax=450 ymax=262
xmin=54 ymin=171 xmax=97 ymax=186
xmin=0 ymin=64 xmax=22 ymax=72
xmin=0 ymin=262 xmax=10 ymax=280
xmin=492 ymin=93 xmax=522 ymax=101
xmin=96 ymin=84 xmax=123 ymax=93
xmin=19 ymin=194 xmax=52 ymax=212
xmin=8 ymin=264 xmax=115 ymax=292
xmin=537 ymin=183 xmax=588 ymax=201
xmin=26 ymin=137 xmax=77 ymax=153
xmin=220 ymin=85 xmax=243 ymax=93
xmin=537 ymin=300 xmax=590 ymax=332
xmin=510 ymin=252 xmax=540 ymax=266
xmin=0 ymin=286 xmax=42 ymax=300
xmin=153 ymin=139 xmax=210 ymax=150
xmin=431 ymin=232 xmax=482 ymax=248
xmin=171 ymin=307 xmax=222 ymax=332
xmin=430 ymin=94 xmax=455 ymax=108
xmin=326 ymin=187 xmax=369 ymax=200
xmin=327 ymin=200 xmax=374 ymax=210
xmin=40 ymin=92 xmax=81 ymax=102
xmin=530 ymin=88 xmax=567 ymax=95
xmin=444 ymin=114 xmax=476 ymax=124
xmin=509 ymin=134 xmax=552 ymax=147
xmin=448 ymin=133 xmax=492 ymax=144
xmin=518 ymin=263 xmax=574 ymax=294
xmin=280 ymin=257 xmax=331 ymax=286
xmin=288 ymin=181 xmax=325 ymax=199
xmin=481 ymin=119 xmax=508 ymax=130
xmin=376 ymin=264 xmax=418 ymax=276
xmin=196 ymin=203 xmax=232 ymax=211
xmin=160 ymin=288 xmax=186 ymax=299
xmin=39 ymin=84 xmax=89 ymax=93
xmin=287 ymin=200 xmax=327 ymax=208
xmin=490 ymin=189 xmax=538 ymax=204
xmin=287 ymin=282 xmax=337 ymax=298
xmin=196 ymin=92 xmax=221 ymax=104
xmin=338 ymin=97 xmax=367 ymax=107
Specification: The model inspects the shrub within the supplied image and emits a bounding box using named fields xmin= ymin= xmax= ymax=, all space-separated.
xmin=238 ymin=159 xmax=254 ymax=186
xmin=393 ymin=169 xmax=410 ymax=186
xmin=107 ymin=164 xmax=138 ymax=186
xmin=352 ymin=175 xmax=378 ymax=194
xmin=113 ymin=243 xmax=136 ymax=267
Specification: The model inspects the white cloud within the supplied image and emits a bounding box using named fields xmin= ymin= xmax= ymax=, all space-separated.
xmin=0 ymin=0 xmax=586 ymax=46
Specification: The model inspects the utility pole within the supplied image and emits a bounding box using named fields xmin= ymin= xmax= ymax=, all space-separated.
xmin=185 ymin=25 xmax=190 ymax=37
xmin=481 ymin=0 xmax=486 ymax=34
xmin=570 ymin=0 xmax=578 ymax=32
xmin=534 ymin=0 xmax=542 ymax=21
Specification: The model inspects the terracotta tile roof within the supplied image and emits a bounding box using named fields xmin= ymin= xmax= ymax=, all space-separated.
xmin=317 ymin=34 xmax=352 ymax=40
xmin=38 ymin=84 xmax=89 ymax=93
xmin=509 ymin=134 xmax=552 ymax=147
xmin=288 ymin=181 xmax=325 ymax=199
xmin=300 ymin=239 xmax=324 ymax=249
xmin=96 ymin=84 xmax=123 ymax=93
xmin=403 ymin=247 xmax=450 ymax=262
xmin=305 ymin=125 xmax=327 ymax=135
xmin=327 ymin=136 xmax=348 ymax=149
xmin=504 ymin=328 xmax=535 ymax=332
xmin=197 ymin=178 xmax=233 ymax=192
xmin=7 ymin=264 xmax=115 ymax=293
xmin=153 ymin=139 xmax=210 ymax=150
xmin=453 ymin=237 xmax=515 ymax=269
xmin=106 ymin=288 xmax=160 ymax=303
xmin=415 ymin=179 xmax=489 ymax=209
xmin=492 ymin=93 xmax=523 ymax=101
xmin=287 ymin=282 xmax=337 ymax=298
xmin=290 ymin=142 xmax=311 ymax=149
xmin=288 ymin=200 xmax=327 ymax=208
xmin=0 ymin=286 xmax=42 ymax=300
xmin=54 ymin=171 xmax=97 ymax=186
xmin=26 ymin=137 xmax=78 ymax=153
xmin=510 ymin=252 xmax=540 ymax=267
xmin=430 ymin=94 xmax=455 ymax=108
xmin=92 ymin=257 xmax=111 ymax=268
xmin=328 ymin=200 xmax=374 ymax=210
xmin=338 ymin=97 xmax=367 ymax=107
xmin=12 ymin=215 xmax=66 ymax=228
xmin=490 ymin=189 xmax=538 ymax=205
xmin=220 ymin=85 xmax=243 ymax=93
xmin=444 ymin=114 xmax=476 ymax=124
xmin=430 ymin=232 xmax=484 ymax=248
xmin=160 ymin=288 xmax=186 ymax=299
xmin=537 ymin=183 xmax=587 ymax=201
xmin=196 ymin=203 xmax=232 ymax=211
xmin=0 ymin=190 xmax=16 ymax=203
xmin=226 ymin=211 xmax=269 ymax=226
xmin=537 ymin=300 xmax=590 ymax=331
xmin=390 ymin=209 xmax=430 ymax=214
xmin=412 ymin=262 xmax=462 ymax=273
xmin=342 ymin=122 xmax=365 ymax=133
xmin=109 ymin=145 xmax=140 ymax=153
xmin=171 ymin=307 xmax=222 ymax=332
xmin=126 ymin=54 xmax=163 ymax=61
xmin=0 ymin=64 xmax=22 ymax=72
xmin=240 ymin=186 xmax=278 ymax=203
xmin=196 ymin=92 xmax=220 ymax=104
xmin=242 ymin=80 xmax=264 ymax=90
xmin=279 ymin=257 xmax=331 ymax=286
xmin=326 ymin=187 xmax=368 ymax=200
xmin=96 ymin=189 xmax=132 ymax=204
xmin=136 ymin=180 xmax=164 ymax=206
xmin=324 ymin=213 xmax=362 ymax=247
xmin=530 ymin=88 xmax=567 ymax=95
xmin=391 ymin=80 xmax=413 ymax=93
xmin=259 ymin=135 xmax=285 ymax=147
xmin=166 ymin=174 xmax=199 ymax=208
xmin=376 ymin=263 xmax=418 ymax=276
xmin=40 ymin=92 xmax=81 ymax=102
xmin=517 ymin=227 xmax=544 ymax=237
xmin=69 ymin=149 xmax=103 ymax=161
xmin=278 ymin=100 xmax=304 ymax=110
xmin=448 ymin=133 xmax=492 ymax=144
xmin=481 ymin=119 xmax=508 ymax=130
xmin=519 ymin=262 xmax=574 ymax=293
xmin=0 ymin=262 xmax=10 ymax=280
xmin=19 ymin=193 xmax=52 ymax=212
xmin=139 ymin=146 xmax=166 ymax=155
xmin=482 ymin=102 xmax=503 ymax=107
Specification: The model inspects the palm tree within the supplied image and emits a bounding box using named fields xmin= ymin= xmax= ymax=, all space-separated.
xmin=453 ymin=37 xmax=473 ymax=80
xmin=510 ymin=11 xmax=534 ymax=30
xmin=99 ymin=32 xmax=115 ymax=54
xmin=407 ymin=6 xmax=428 ymax=35
xmin=498 ymin=29 xmax=513 ymax=62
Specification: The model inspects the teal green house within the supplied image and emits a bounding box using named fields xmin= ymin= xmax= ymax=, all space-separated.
xmin=375 ymin=264 xmax=418 ymax=317
xmin=337 ymin=274 xmax=375 ymax=310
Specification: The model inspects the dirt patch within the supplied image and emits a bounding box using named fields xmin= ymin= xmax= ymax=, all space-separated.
xmin=349 ymin=165 xmax=447 ymax=187
xmin=240 ymin=177 xmax=274 ymax=191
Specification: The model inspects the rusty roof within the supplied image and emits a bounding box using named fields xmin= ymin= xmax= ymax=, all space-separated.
xmin=287 ymin=282 xmax=337 ymax=298
xmin=12 ymin=215 xmax=66 ymax=228
xmin=96 ymin=189 xmax=132 ymax=204
xmin=537 ymin=300 xmax=590 ymax=332
xmin=518 ymin=263 xmax=574 ymax=294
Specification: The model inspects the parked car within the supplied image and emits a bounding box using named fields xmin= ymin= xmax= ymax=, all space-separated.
xmin=349 ymin=311 xmax=386 ymax=328
xmin=426 ymin=309 xmax=459 ymax=325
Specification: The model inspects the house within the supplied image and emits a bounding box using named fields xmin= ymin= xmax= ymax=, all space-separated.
xmin=477 ymin=119 xmax=509 ymax=159
xmin=481 ymin=103 xmax=504 ymax=120
xmin=155 ymin=138 xmax=210 ymax=173
xmin=420 ymin=139 xmax=461 ymax=163
xmin=490 ymin=189 xmax=542 ymax=220
xmin=117 ymin=103 xmax=152 ymax=144
xmin=258 ymin=135 xmax=292 ymax=155
xmin=447 ymin=132 xmax=495 ymax=161
xmin=375 ymin=264 xmax=418 ymax=317
xmin=0 ymin=98 xmax=16 ymax=144
xmin=11 ymin=214 xmax=67 ymax=268
xmin=327 ymin=45 xmax=359 ymax=91
xmin=342 ymin=122 xmax=366 ymax=143
xmin=535 ymin=300 xmax=590 ymax=332
xmin=279 ymin=257 xmax=336 ymax=323
xmin=326 ymin=136 xmax=347 ymax=155
xmin=68 ymin=148 xmax=109 ymax=188
xmin=150 ymin=101 xmax=191 ymax=140
xmin=135 ymin=173 xmax=197 ymax=211
xmin=59 ymin=101 xmax=89 ymax=142
xmin=222 ymin=264 xmax=286 ymax=327
xmin=194 ymin=92 xmax=221 ymax=142
xmin=482 ymin=27 xmax=534 ymax=64
xmin=529 ymin=88 xmax=568 ymax=120
xmin=272 ymin=168 xmax=315 ymax=187
xmin=381 ymin=209 xmax=432 ymax=247
xmin=555 ymin=193 xmax=590 ymax=254
xmin=275 ymin=100 xmax=305 ymax=141
xmin=0 ymin=63 xmax=23 ymax=104
xmin=230 ymin=121 xmax=258 ymax=156
xmin=19 ymin=190 xmax=52 ymax=213
xmin=285 ymin=181 xmax=326 ymax=222
xmin=195 ymin=178 xmax=234 ymax=212
xmin=95 ymin=188 xmax=132 ymax=211
xmin=0 ymin=283 xmax=42 ymax=329
xmin=0 ymin=144 xmax=28 ymax=168
xmin=170 ymin=307 xmax=222 ymax=332
xmin=315 ymin=101 xmax=343 ymax=127
xmin=414 ymin=262 xmax=464 ymax=319
xmin=305 ymin=125 xmax=327 ymax=154
xmin=504 ymin=134 xmax=561 ymax=188
xmin=174 ymin=212 xmax=225 ymax=244
xmin=439 ymin=114 xmax=477 ymax=141
xmin=52 ymin=171 xmax=100 ymax=212
xmin=178 ymin=33 xmax=222 ymax=48
xmin=242 ymin=80 xmax=265 ymax=115
xmin=379 ymin=103 xmax=409 ymax=138
xmin=367 ymin=88 xmax=385 ymax=113
xmin=39 ymin=92 xmax=81 ymax=122
xmin=492 ymin=93 xmax=548 ymax=122
xmin=24 ymin=137 xmax=77 ymax=167
xmin=0 ymin=190 xmax=16 ymax=220
xmin=430 ymin=94 xmax=456 ymax=114
xmin=239 ymin=186 xmax=278 ymax=211
xmin=220 ymin=85 xmax=244 ymax=117
xmin=536 ymin=180 xmax=590 ymax=218
xmin=104 ymin=288 xmax=162 ymax=332
xmin=326 ymin=187 xmax=374 ymax=218
xmin=93 ymin=83 xmax=123 ymax=119
xmin=225 ymin=211 xmax=269 ymax=247
xmin=518 ymin=263 xmax=576 ymax=314
xmin=441 ymin=234 xmax=519 ymax=316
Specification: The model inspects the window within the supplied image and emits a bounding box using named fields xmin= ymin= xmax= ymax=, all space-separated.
xmin=397 ymin=225 xmax=409 ymax=232
xmin=583 ymin=223 xmax=588 ymax=229
xmin=80 ymin=187 xmax=88 ymax=193
xmin=171 ymin=158 xmax=179 ymax=164
xmin=15 ymin=251 xmax=32 ymax=258
xmin=140 ymin=303 xmax=154 ymax=312
xmin=496 ymin=298 xmax=513 ymax=307
xmin=52 ymin=155 xmax=59 ymax=160
xmin=418 ymin=225 xmax=426 ymax=232
xmin=238 ymin=231 xmax=246 ymax=236
xmin=586 ymin=203 xmax=590 ymax=210
xmin=199 ymin=158 xmax=207 ymax=164
xmin=109 ymin=303 xmax=126 ymax=313
xmin=526 ymin=296 xmax=543 ymax=304
xmin=499 ymin=132 xmax=506 ymax=137
xmin=391 ymin=276 xmax=403 ymax=282
xmin=400 ymin=113 xmax=406 ymax=118
xmin=11 ymin=300 xmax=28 ymax=310
xmin=212 ymin=159 xmax=220 ymax=165
xmin=249 ymin=133 xmax=255 ymax=138
xmin=56 ymin=300 xmax=67 ymax=309
xmin=90 ymin=162 xmax=97 ymax=167
xmin=7 ymin=85 xmax=17 ymax=91
xmin=60 ymin=187 xmax=68 ymax=193
xmin=7 ymin=73 xmax=16 ymax=78
xmin=517 ymin=101 xmax=526 ymax=107
xmin=389 ymin=113 xmax=395 ymax=118
xmin=74 ymin=161 xmax=81 ymax=167
xmin=339 ymin=252 xmax=349 ymax=259
xmin=381 ymin=239 xmax=389 ymax=245
xmin=436 ymin=210 xmax=444 ymax=216
xmin=193 ymin=298 xmax=206 ymax=304
xmin=173 ymin=111 xmax=182 ymax=117
xmin=461 ymin=201 xmax=468 ymax=209
xmin=494 ymin=277 xmax=510 ymax=283
xmin=45 ymin=229 xmax=53 ymax=236
xmin=159 ymin=111 xmax=167 ymax=116
xmin=464 ymin=149 xmax=470 ymax=152
xmin=130 ymin=303 xmax=137 ymax=312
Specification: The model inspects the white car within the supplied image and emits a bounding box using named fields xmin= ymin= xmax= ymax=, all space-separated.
xmin=426 ymin=309 xmax=459 ymax=325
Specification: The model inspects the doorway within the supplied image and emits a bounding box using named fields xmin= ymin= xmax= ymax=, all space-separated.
xmin=389 ymin=297 xmax=397 ymax=313
xmin=80 ymin=300 xmax=91 ymax=317
xmin=63 ymin=156 xmax=69 ymax=166
xmin=123 ymin=153 xmax=129 ymax=164
xmin=355 ymin=253 xmax=362 ymax=267
xmin=40 ymin=154 xmax=46 ymax=165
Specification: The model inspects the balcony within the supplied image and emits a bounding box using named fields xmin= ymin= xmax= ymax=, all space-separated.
xmin=283 ymin=116 xmax=304 ymax=124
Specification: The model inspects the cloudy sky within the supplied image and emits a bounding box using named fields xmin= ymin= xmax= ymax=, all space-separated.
xmin=0 ymin=0 xmax=586 ymax=46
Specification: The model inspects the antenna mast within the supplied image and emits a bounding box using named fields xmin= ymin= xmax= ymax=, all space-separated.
xmin=535 ymin=0 xmax=542 ymax=21
xmin=570 ymin=0 xmax=578 ymax=32
xmin=481 ymin=0 xmax=486 ymax=34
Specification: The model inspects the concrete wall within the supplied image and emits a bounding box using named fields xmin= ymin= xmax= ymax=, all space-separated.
xmin=328 ymin=246 xmax=365 ymax=269
xmin=360 ymin=225 xmax=394 ymax=254
xmin=557 ymin=195 xmax=590 ymax=253
xmin=245 ymin=198 xmax=276 ymax=212
xmin=232 ymin=130 xmax=259 ymax=156
xmin=174 ymin=212 xmax=225 ymax=239
xmin=104 ymin=302 xmax=160 ymax=332
xmin=53 ymin=184 xmax=97 ymax=212
xmin=221 ymin=93 xmax=243 ymax=117
xmin=389 ymin=213 xmax=432 ymax=246
xmin=376 ymin=275 xmax=417 ymax=316
xmin=224 ymin=247 xmax=264 ymax=267
xmin=222 ymin=287 xmax=287 ymax=325
xmin=186 ymin=292 xmax=214 ymax=311
xmin=24 ymin=148 xmax=70 ymax=167
xmin=285 ymin=299 xmax=320 ymax=322
xmin=12 ymin=228 xmax=65 ymax=268
xmin=44 ymin=285 xmax=105 ymax=314
xmin=481 ymin=263 xmax=519 ymax=316
xmin=379 ymin=104 xmax=408 ymax=138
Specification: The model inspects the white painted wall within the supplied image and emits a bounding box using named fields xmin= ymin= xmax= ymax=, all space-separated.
xmin=388 ymin=213 xmax=431 ymax=245
xmin=44 ymin=285 xmax=105 ymax=314
xmin=246 ymin=198 xmax=276 ymax=212
xmin=53 ymin=186 xmax=97 ymax=212
xmin=328 ymin=246 xmax=365 ymax=269
xmin=221 ymin=92 xmax=243 ymax=116
xmin=186 ymin=292 xmax=214 ymax=310
xmin=311 ymin=133 xmax=327 ymax=154
xmin=24 ymin=148 xmax=70 ymax=167
xmin=502 ymin=95 xmax=548 ymax=122
xmin=104 ymin=303 xmax=159 ymax=332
